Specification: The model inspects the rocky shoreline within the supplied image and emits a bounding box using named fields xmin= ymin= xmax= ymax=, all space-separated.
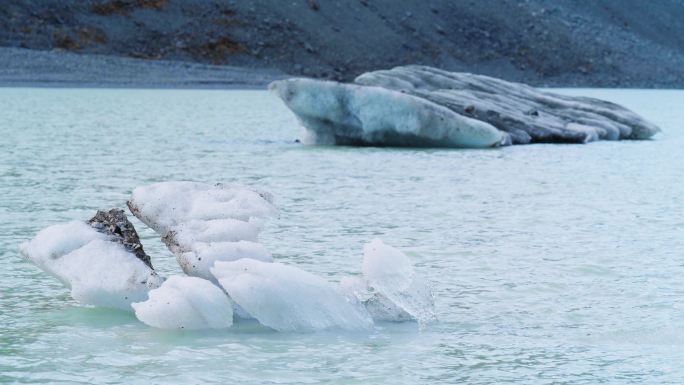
xmin=0 ymin=47 xmax=286 ymax=88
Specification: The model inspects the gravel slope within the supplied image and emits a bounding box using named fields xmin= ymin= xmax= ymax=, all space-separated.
xmin=0 ymin=47 xmax=285 ymax=88
xmin=2 ymin=0 xmax=684 ymax=87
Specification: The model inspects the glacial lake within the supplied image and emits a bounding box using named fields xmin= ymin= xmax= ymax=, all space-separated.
xmin=0 ymin=87 xmax=682 ymax=384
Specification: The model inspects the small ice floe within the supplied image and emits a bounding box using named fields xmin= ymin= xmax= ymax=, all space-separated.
xmin=19 ymin=209 xmax=163 ymax=311
xmin=270 ymin=65 xmax=661 ymax=147
xmin=128 ymin=181 xmax=277 ymax=281
xmin=341 ymin=239 xmax=436 ymax=325
xmin=211 ymin=259 xmax=374 ymax=332
xmin=132 ymin=275 xmax=233 ymax=330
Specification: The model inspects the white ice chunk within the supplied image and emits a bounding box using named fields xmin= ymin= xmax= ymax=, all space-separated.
xmin=19 ymin=221 xmax=106 ymax=284
xmin=342 ymin=239 xmax=436 ymax=324
xmin=128 ymin=181 xmax=277 ymax=280
xmin=211 ymin=259 xmax=373 ymax=332
xmin=132 ymin=275 xmax=233 ymax=330
xmin=170 ymin=218 xmax=262 ymax=246
xmin=174 ymin=240 xmax=273 ymax=282
xmin=19 ymin=222 xmax=162 ymax=310
xmin=128 ymin=181 xmax=277 ymax=234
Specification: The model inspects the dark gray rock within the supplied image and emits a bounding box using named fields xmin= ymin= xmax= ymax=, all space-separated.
xmin=88 ymin=208 xmax=153 ymax=269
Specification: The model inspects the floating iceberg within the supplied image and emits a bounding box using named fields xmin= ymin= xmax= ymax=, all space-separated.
xmin=341 ymin=239 xmax=436 ymax=325
xmin=211 ymin=259 xmax=374 ymax=332
xmin=270 ymin=77 xmax=505 ymax=148
xmin=271 ymin=65 xmax=661 ymax=147
xmin=20 ymin=183 xmax=436 ymax=332
xmin=19 ymin=209 xmax=163 ymax=310
xmin=132 ymin=276 xmax=233 ymax=330
xmin=128 ymin=181 xmax=277 ymax=280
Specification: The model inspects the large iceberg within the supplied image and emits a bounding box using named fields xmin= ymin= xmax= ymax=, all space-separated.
xmin=270 ymin=77 xmax=505 ymax=148
xmin=128 ymin=181 xmax=277 ymax=281
xmin=270 ymin=65 xmax=661 ymax=147
xmin=19 ymin=209 xmax=163 ymax=310
xmin=211 ymin=259 xmax=374 ymax=332
xmin=132 ymin=275 xmax=233 ymax=330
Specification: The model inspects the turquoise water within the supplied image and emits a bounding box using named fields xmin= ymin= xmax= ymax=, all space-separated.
xmin=0 ymin=88 xmax=682 ymax=384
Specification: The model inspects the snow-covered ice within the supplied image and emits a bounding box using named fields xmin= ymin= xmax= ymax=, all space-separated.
xmin=170 ymin=240 xmax=272 ymax=282
xmin=128 ymin=181 xmax=277 ymax=279
xmin=128 ymin=181 xmax=277 ymax=233
xmin=19 ymin=221 xmax=163 ymax=310
xmin=167 ymin=218 xmax=262 ymax=245
xmin=211 ymin=259 xmax=374 ymax=332
xmin=132 ymin=275 xmax=233 ymax=330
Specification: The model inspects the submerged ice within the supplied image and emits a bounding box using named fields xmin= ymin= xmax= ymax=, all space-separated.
xmin=341 ymin=239 xmax=436 ymax=324
xmin=361 ymin=239 xmax=436 ymax=324
xmin=271 ymin=65 xmax=661 ymax=147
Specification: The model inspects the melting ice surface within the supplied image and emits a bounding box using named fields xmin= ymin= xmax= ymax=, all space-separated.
xmin=128 ymin=181 xmax=277 ymax=281
xmin=212 ymin=259 xmax=374 ymax=332
xmin=341 ymin=239 xmax=436 ymax=325
xmin=18 ymin=221 xmax=162 ymax=310
xmin=133 ymin=276 xmax=233 ymax=330
xmin=1 ymin=88 xmax=683 ymax=384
